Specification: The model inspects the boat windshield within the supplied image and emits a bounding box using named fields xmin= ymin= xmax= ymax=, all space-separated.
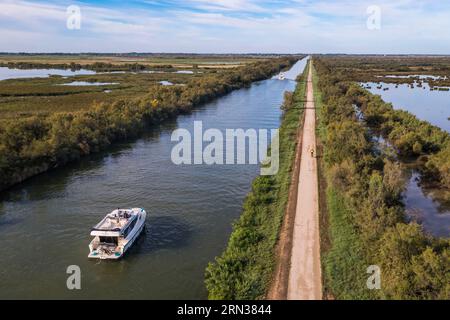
xmin=99 ymin=236 xmax=118 ymax=245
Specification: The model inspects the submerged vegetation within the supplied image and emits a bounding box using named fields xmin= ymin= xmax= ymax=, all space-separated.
xmin=0 ymin=56 xmax=298 ymax=191
xmin=205 ymin=62 xmax=309 ymax=299
xmin=351 ymin=85 xmax=450 ymax=189
xmin=314 ymin=57 xmax=449 ymax=299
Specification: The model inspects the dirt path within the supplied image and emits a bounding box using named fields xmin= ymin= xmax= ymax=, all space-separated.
xmin=266 ymin=90 xmax=305 ymax=300
xmin=287 ymin=65 xmax=322 ymax=300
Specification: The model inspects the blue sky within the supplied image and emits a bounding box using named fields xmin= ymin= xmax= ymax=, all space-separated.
xmin=1 ymin=0 xmax=450 ymax=53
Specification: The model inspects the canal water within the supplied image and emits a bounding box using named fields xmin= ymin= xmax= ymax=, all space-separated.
xmin=362 ymin=81 xmax=450 ymax=238
xmin=0 ymin=67 xmax=201 ymax=81
xmin=0 ymin=58 xmax=308 ymax=299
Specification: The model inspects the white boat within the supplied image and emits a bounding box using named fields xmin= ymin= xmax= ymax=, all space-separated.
xmin=278 ymin=72 xmax=286 ymax=80
xmin=88 ymin=208 xmax=147 ymax=260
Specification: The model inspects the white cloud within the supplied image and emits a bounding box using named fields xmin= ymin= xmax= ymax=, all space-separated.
xmin=0 ymin=0 xmax=450 ymax=53
xmin=181 ymin=0 xmax=267 ymax=12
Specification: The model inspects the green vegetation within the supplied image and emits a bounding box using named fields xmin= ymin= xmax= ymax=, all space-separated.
xmin=314 ymin=57 xmax=449 ymax=299
xmin=348 ymin=84 xmax=450 ymax=189
xmin=314 ymin=55 xmax=450 ymax=190
xmin=204 ymin=62 xmax=309 ymax=299
xmin=0 ymin=57 xmax=298 ymax=191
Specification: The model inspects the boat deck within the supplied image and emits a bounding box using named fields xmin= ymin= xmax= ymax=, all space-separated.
xmin=96 ymin=215 xmax=129 ymax=230
xmin=93 ymin=209 xmax=135 ymax=231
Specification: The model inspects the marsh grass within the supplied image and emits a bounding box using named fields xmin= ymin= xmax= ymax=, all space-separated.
xmin=0 ymin=68 xmax=220 ymax=120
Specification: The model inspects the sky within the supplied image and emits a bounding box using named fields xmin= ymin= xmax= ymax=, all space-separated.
xmin=1 ymin=0 xmax=450 ymax=54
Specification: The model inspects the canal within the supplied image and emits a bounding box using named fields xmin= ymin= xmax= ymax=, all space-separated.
xmin=0 ymin=58 xmax=308 ymax=299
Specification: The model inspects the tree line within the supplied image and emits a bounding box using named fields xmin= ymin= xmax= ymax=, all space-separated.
xmin=0 ymin=61 xmax=174 ymax=72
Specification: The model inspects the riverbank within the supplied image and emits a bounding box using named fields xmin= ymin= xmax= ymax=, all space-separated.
xmin=205 ymin=60 xmax=309 ymax=300
xmin=314 ymin=57 xmax=449 ymax=299
xmin=266 ymin=65 xmax=309 ymax=300
xmin=0 ymin=57 xmax=298 ymax=192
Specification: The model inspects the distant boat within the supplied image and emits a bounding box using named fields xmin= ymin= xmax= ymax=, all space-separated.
xmin=278 ymin=72 xmax=285 ymax=80
xmin=88 ymin=208 xmax=146 ymax=260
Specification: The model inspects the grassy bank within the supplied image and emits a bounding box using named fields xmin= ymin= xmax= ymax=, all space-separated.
xmin=0 ymin=57 xmax=298 ymax=191
xmin=314 ymin=57 xmax=449 ymax=300
xmin=204 ymin=61 xmax=309 ymax=300
xmin=312 ymin=62 xmax=375 ymax=299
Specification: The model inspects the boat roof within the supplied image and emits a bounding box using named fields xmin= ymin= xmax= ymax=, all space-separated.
xmin=91 ymin=209 xmax=138 ymax=236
